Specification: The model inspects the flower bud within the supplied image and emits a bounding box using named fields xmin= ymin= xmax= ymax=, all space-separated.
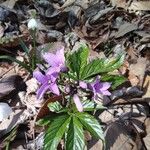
xmin=28 ymin=18 xmax=38 ymax=30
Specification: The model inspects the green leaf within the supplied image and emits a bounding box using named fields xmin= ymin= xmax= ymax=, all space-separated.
xmin=101 ymin=74 xmax=126 ymax=89
xmin=82 ymin=100 xmax=106 ymax=111
xmin=0 ymin=55 xmax=32 ymax=73
xmin=48 ymin=101 xmax=63 ymax=113
xmin=36 ymin=115 xmax=57 ymax=126
xmin=77 ymin=112 xmax=104 ymax=141
xmin=44 ymin=114 xmax=71 ymax=150
xmin=80 ymin=55 xmax=125 ymax=80
xmin=67 ymin=45 xmax=89 ymax=79
xmin=19 ymin=38 xmax=29 ymax=56
xmin=66 ymin=116 xmax=85 ymax=150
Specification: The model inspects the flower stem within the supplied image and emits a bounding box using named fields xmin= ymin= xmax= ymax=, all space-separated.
xmin=31 ymin=29 xmax=36 ymax=70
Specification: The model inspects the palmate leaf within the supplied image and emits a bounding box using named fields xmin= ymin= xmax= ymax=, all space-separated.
xmin=36 ymin=114 xmax=58 ymax=126
xmin=48 ymin=101 xmax=63 ymax=113
xmin=80 ymin=55 xmax=125 ymax=80
xmin=66 ymin=116 xmax=85 ymax=150
xmin=82 ymin=100 xmax=106 ymax=111
xmin=101 ymin=74 xmax=127 ymax=90
xmin=44 ymin=114 xmax=71 ymax=150
xmin=77 ymin=112 xmax=104 ymax=141
xmin=67 ymin=45 xmax=89 ymax=79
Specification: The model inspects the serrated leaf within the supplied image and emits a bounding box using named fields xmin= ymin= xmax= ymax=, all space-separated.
xmin=66 ymin=116 xmax=85 ymax=150
xmin=48 ymin=101 xmax=63 ymax=113
xmin=82 ymin=100 xmax=106 ymax=111
xmin=101 ymin=74 xmax=126 ymax=89
xmin=77 ymin=112 xmax=104 ymax=141
xmin=80 ymin=55 xmax=125 ymax=80
xmin=36 ymin=115 xmax=57 ymax=126
xmin=44 ymin=114 xmax=71 ymax=150
xmin=67 ymin=45 xmax=89 ymax=79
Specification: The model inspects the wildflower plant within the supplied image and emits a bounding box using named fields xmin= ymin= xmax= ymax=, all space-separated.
xmin=0 ymin=13 xmax=38 ymax=74
xmin=36 ymin=45 xmax=126 ymax=150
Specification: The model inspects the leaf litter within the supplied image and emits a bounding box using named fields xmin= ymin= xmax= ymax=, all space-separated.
xmin=0 ymin=0 xmax=149 ymax=149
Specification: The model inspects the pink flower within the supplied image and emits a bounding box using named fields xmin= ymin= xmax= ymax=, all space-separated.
xmin=33 ymin=70 xmax=60 ymax=100
xmin=88 ymin=77 xmax=111 ymax=101
xmin=73 ymin=94 xmax=83 ymax=112
xmin=43 ymin=47 xmax=67 ymax=72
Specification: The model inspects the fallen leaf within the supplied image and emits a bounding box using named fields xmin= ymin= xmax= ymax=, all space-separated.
xmin=1 ymin=0 xmax=18 ymax=9
xmin=115 ymin=22 xmax=138 ymax=38
xmin=143 ymin=75 xmax=150 ymax=98
xmin=128 ymin=1 xmax=150 ymax=11
xmin=129 ymin=57 xmax=147 ymax=85
xmin=0 ymin=103 xmax=12 ymax=121
xmin=0 ymin=25 xmax=4 ymax=38
xmin=128 ymin=72 xmax=139 ymax=86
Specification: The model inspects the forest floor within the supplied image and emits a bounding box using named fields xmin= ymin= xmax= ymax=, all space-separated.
xmin=0 ymin=0 xmax=150 ymax=149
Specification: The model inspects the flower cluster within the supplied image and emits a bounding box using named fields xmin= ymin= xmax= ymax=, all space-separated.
xmin=33 ymin=47 xmax=65 ymax=99
xmin=33 ymin=47 xmax=111 ymax=112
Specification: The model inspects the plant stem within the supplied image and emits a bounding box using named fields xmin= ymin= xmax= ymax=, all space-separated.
xmin=31 ymin=29 xmax=36 ymax=70
xmin=5 ymin=143 xmax=10 ymax=150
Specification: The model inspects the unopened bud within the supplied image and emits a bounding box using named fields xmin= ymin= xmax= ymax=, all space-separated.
xmin=28 ymin=18 xmax=38 ymax=30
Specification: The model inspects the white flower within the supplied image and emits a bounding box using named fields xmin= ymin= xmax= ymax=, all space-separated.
xmin=0 ymin=103 xmax=12 ymax=121
xmin=28 ymin=18 xmax=38 ymax=30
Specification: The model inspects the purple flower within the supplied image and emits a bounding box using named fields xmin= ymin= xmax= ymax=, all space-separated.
xmin=43 ymin=47 xmax=67 ymax=72
xmin=33 ymin=69 xmax=60 ymax=100
xmin=88 ymin=77 xmax=111 ymax=101
xmin=73 ymin=94 xmax=83 ymax=112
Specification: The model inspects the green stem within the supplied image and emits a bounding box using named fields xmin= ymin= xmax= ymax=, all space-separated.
xmin=5 ymin=142 xmax=10 ymax=150
xmin=31 ymin=29 xmax=36 ymax=70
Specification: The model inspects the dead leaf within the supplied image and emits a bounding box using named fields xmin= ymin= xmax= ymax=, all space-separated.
xmin=128 ymin=72 xmax=139 ymax=86
xmin=0 ymin=25 xmax=4 ymax=38
xmin=60 ymin=0 xmax=76 ymax=9
xmin=143 ymin=119 xmax=150 ymax=149
xmin=36 ymin=95 xmax=63 ymax=121
xmin=105 ymin=120 xmax=143 ymax=150
xmin=143 ymin=75 xmax=150 ymax=98
xmin=0 ymin=75 xmax=26 ymax=100
xmin=129 ymin=57 xmax=147 ymax=85
xmin=110 ymin=0 xmax=128 ymax=8
xmin=128 ymin=1 xmax=150 ymax=11
xmin=1 ymin=0 xmax=18 ymax=9
xmin=115 ymin=23 xmax=138 ymax=38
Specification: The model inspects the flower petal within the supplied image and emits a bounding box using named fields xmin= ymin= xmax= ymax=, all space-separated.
xmin=33 ymin=70 xmax=47 ymax=84
xmin=43 ymin=53 xmax=59 ymax=67
xmin=37 ymin=83 xmax=49 ymax=100
xmin=101 ymin=90 xmax=111 ymax=96
xmin=73 ymin=94 xmax=83 ymax=112
xmin=79 ymin=81 xmax=87 ymax=89
xmin=56 ymin=47 xmax=65 ymax=64
xmin=46 ymin=67 xmax=59 ymax=82
xmin=100 ymin=82 xmax=111 ymax=91
xmin=50 ymin=83 xmax=60 ymax=95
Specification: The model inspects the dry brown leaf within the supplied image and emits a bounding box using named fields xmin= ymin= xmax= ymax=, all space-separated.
xmin=60 ymin=0 xmax=76 ymax=9
xmin=110 ymin=0 xmax=128 ymax=8
xmin=115 ymin=23 xmax=138 ymax=38
xmin=0 ymin=25 xmax=4 ymax=38
xmin=105 ymin=121 xmax=138 ymax=150
xmin=129 ymin=57 xmax=147 ymax=85
xmin=128 ymin=72 xmax=139 ymax=86
xmin=128 ymin=1 xmax=150 ymax=11
xmin=143 ymin=75 xmax=150 ymax=98
xmin=1 ymin=0 xmax=18 ymax=9
xmin=143 ymin=119 xmax=150 ymax=149
xmin=36 ymin=95 xmax=63 ymax=121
